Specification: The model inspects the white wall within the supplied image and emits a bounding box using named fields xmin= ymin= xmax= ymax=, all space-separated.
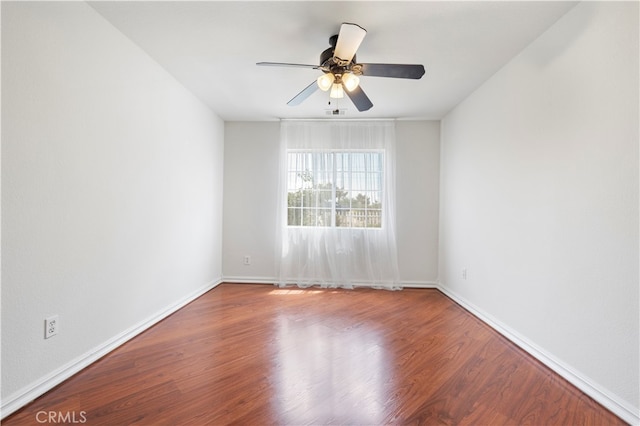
xmin=396 ymin=121 xmax=439 ymax=284
xmin=222 ymin=121 xmax=440 ymax=285
xmin=1 ymin=2 xmax=224 ymax=415
xmin=439 ymin=1 xmax=638 ymax=421
xmin=223 ymin=122 xmax=281 ymax=281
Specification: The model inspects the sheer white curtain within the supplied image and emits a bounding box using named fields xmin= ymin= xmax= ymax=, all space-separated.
xmin=275 ymin=120 xmax=401 ymax=290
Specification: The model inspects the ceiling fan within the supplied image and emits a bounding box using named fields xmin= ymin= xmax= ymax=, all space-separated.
xmin=257 ymin=23 xmax=425 ymax=112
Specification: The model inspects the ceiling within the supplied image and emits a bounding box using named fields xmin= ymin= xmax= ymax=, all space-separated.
xmin=88 ymin=1 xmax=577 ymax=121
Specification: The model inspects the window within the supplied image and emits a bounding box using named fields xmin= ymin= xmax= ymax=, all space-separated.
xmin=287 ymin=150 xmax=384 ymax=228
xmin=277 ymin=120 xmax=400 ymax=289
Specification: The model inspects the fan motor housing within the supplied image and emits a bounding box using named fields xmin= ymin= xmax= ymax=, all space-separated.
xmin=320 ymin=47 xmax=333 ymax=67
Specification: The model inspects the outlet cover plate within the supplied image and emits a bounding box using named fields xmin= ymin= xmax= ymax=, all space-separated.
xmin=45 ymin=315 xmax=58 ymax=339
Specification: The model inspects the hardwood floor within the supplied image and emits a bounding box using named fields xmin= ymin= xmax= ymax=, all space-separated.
xmin=4 ymin=283 xmax=625 ymax=425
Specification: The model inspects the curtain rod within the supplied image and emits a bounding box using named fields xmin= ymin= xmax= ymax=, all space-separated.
xmin=280 ymin=118 xmax=396 ymax=122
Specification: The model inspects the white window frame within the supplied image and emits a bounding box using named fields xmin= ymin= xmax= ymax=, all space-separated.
xmin=286 ymin=149 xmax=385 ymax=229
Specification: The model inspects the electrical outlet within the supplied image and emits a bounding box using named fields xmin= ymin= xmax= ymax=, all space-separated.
xmin=462 ymin=269 xmax=468 ymax=280
xmin=243 ymin=255 xmax=251 ymax=266
xmin=45 ymin=315 xmax=58 ymax=339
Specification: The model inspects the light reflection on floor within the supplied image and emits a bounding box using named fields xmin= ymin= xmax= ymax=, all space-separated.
xmin=273 ymin=313 xmax=388 ymax=424
xmin=268 ymin=289 xmax=326 ymax=296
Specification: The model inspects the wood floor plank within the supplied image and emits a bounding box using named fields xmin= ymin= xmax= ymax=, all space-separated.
xmin=4 ymin=283 xmax=625 ymax=425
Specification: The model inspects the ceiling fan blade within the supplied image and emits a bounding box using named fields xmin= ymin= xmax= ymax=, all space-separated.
xmin=359 ymin=63 xmax=425 ymax=79
xmin=287 ymin=81 xmax=319 ymax=106
xmin=333 ymin=23 xmax=367 ymax=63
xmin=257 ymin=62 xmax=320 ymax=69
xmin=344 ymin=84 xmax=373 ymax=112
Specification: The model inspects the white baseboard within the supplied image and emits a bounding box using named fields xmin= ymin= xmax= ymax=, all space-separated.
xmin=1 ymin=278 xmax=222 ymax=420
xmin=437 ymin=283 xmax=640 ymax=426
xmin=402 ymin=280 xmax=439 ymax=288
xmin=223 ymin=276 xmax=440 ymax=289
xmin=222 ymin=276 xmax=277 ymax=284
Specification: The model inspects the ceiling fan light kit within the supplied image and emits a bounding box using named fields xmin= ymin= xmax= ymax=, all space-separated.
xmin=341 ymin=73 xmax=360 ymax=92
xmin=317 ymin=73 xmax=335 ymax=91
xmin=329 ymin=83 xmax=345 ymax=99
xmin=257 ymin=22 xmax=425 ymax=113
